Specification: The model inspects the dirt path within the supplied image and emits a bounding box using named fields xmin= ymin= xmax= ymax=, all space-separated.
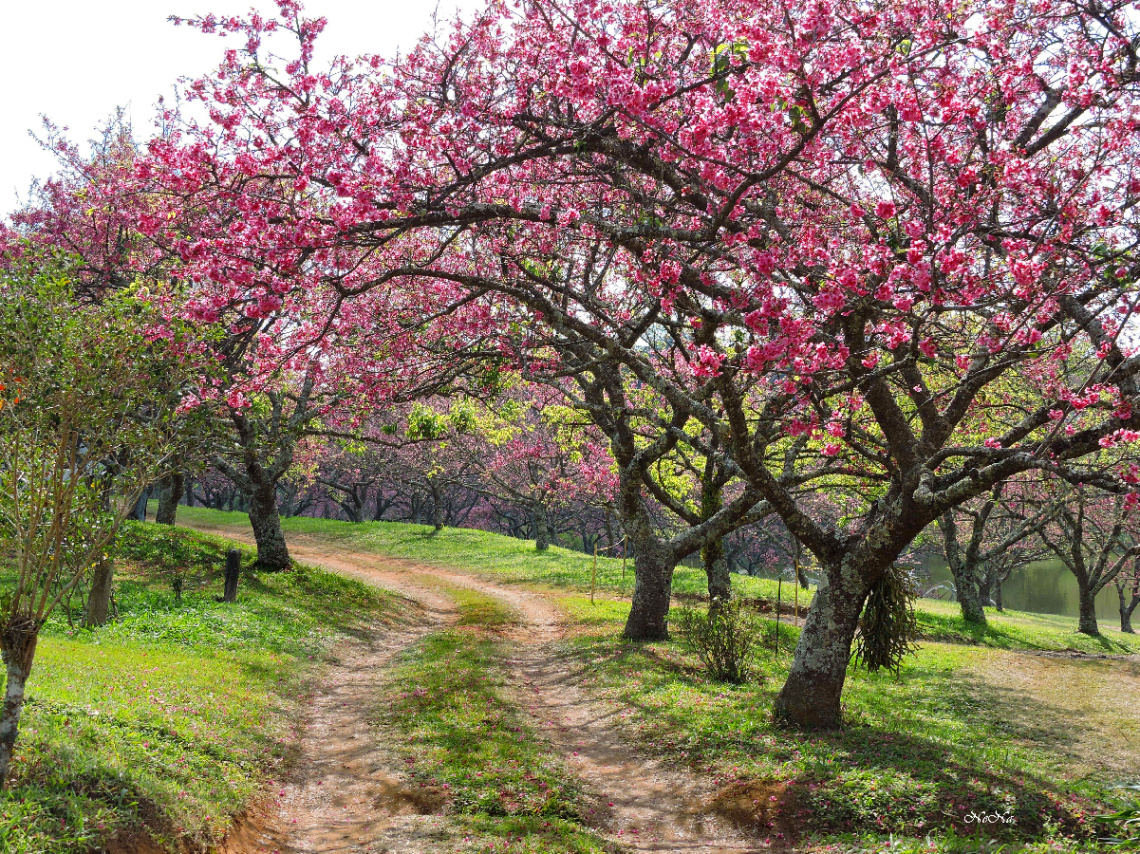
xmin=186 ymin=520 xmax=770 ymax=853
xmin=219 ymin=544 xmax=466 ymax=854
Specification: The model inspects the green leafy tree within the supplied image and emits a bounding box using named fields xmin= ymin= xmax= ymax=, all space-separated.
xmin=0 ymin=266 xmax=190 ymax=786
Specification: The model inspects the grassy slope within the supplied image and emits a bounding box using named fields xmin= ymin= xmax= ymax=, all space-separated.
xmin=179 ymin=508 xmax=1140 ymax=852
xmin=0 ymin=522 xmax=396 ymax=854
xmin=180 ymin=505 xmax=1140 ymax=656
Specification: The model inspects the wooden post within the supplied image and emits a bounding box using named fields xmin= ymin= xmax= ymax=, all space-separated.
xmin=221 ymin=548 xmax=241 ymax=603
xmin=794 ymin=567 xmax=800 ymax=627
xmin=775 ymin=577 xmax=782 ymax=654
xmin=591 ymin=545 xmax=598 ymax=605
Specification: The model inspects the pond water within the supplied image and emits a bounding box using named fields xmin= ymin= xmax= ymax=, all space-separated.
xmin=921 ymin=558 xmax=1124 ymax=621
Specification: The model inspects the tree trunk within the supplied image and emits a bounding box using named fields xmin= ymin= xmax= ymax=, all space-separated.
xmin=248 ymin=482 xmax=291 ymax=571
xmin=133 ymin=489 xmax=149 ymax=521
xmin=939 ymin=512 xmax=986 ymax=626
xmin=624 ymin=541 xmax=677 ymax=641
xmin=339 ymin=498 xmax=363 ymax=524
xmin=533 ymin=503 xmax=551 ymax=552
xmin=184 ymin=473 xmax=195 ymax=507
xmin=0 ymin=618 xmax=39 ymax=787
xmin=1076 ymin=578 xmax=1099 ymax=635
xmin=703 ymin=536 xmax=731 ymax=604
xmin=84 ymin=556 xmax=115 ymax=627
xmin=976 ymin=572 xmax=993 ymax=609
xmin=773 ymin=564 xmax=869 ymax=728
xmin=430 ymin=481 xmax=445 ymax=532
xmin=994 ymin=581 xmax=1004 ymax=612
xmin=1116 ymin=583 xmax=1139 ymax=634
xmin=950 ymin=560 xmax=986 ymax=625
xmin=155 ymin=473 xmax=185 ymax=525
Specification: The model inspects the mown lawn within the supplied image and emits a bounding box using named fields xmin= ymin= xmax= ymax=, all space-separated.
xmin=180 ymin=506 xmax=1140 ymax=656
xmin=0 ymin=521 xmax=398 ymax=854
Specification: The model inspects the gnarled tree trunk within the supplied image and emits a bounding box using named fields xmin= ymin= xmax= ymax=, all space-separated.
xmin=84 ymin=556 xmax=115 ymax=627
xmin=249 ymin=481 xmax=291 ymax=571
xmin=1118 ymin=586 xmax=1138 ymax=634
xmin=532 ymin=503 xmax=551 ymax=552
xmin=624 ymin=538 xmax=677 ymax=641
xmin=0 ymin=617 xmax=39 ymax=787
xmin=773 ymin=562 xmax=870 ymax=729
xmin=1076 ymin=576 xmax=1099 ymax=635
xmin=939 ymin=512 xmax=986 ymax=626
xmin=703 ymin=539 xmax=731 ymax=605
xmin=155 ymin=473 xmax=184 ymax=525
xmin=953 ymin=565 xmax=987 ymax=625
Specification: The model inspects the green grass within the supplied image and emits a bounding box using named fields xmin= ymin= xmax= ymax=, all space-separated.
xmin=915 ymin=598 xmax=1140 ymax=655
xmin=558 ymin=603 xmax=1113 ymax=850
xmin=180 ymin=506 xmax=1140 ymax=657
xmin=176 ymin=505 xmax=801 ymax=603
xmin=173 ymin=509 xmax=1140 ymax=853
xmin=373 ymin=586 xmax=614 ymax=853
xmin=0 ymin=521 xmax=397 ymax=853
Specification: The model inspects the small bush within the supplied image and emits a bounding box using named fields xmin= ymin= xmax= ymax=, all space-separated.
xmin=673 ymin=599 xmax=761 ymax=683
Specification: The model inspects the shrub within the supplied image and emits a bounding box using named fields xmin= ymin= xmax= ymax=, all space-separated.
xmin=673 ymin=599 xmax=761 ymax=683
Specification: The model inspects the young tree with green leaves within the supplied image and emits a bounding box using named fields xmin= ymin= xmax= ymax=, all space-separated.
xmin=0 ymin=268 xmax=190 ymax=786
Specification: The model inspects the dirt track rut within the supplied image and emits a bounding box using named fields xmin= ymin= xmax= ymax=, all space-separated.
xmin=186 ymin=522 xmax=770 ymax=853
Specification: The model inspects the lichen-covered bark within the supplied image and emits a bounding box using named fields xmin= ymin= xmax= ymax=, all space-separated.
xmin=625 ymin=539 xmax=676 ymax=641
xmin=938 ymin=512 xmax=987 ymax=625
xmin=532 ymin=503 xmax=551 ymax=552
xmin=248 ymin=480 xmax=291 ymax=571
xmin=705 ymin=550 xmax=731 ymax=605
xmin=84 ymin=556 xmax=115 ymax=627
xmin=773 ymin=563 xmax=868 ymax=728
xmin=0 ymin=618 xmax=38 ymax=787
xmin=155 ymin=472 xmax=184 ymax=525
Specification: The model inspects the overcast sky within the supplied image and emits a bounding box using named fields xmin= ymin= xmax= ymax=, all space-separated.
xmin=0 ymin=0 xmax=476 ymax=215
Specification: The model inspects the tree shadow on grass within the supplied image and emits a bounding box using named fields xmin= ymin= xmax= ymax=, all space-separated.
xmin=917 ymin=611 xmax=1137 ymax=655
xmin=576 ymin=638 xmax=1102 ymax=843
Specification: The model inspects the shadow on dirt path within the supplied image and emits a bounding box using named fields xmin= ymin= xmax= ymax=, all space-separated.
xmin=185 ymin=520 xmax=774 ymax=853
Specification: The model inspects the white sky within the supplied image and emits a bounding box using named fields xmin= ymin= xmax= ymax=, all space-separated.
xmin=0 ymin=0 xmax=477 ymax=215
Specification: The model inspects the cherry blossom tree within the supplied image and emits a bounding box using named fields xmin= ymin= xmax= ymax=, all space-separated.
xmin=118 ymin=0 xmax=1140 ymax=726
xmin=1039 ymin=484 xmax=1140 ymax=635
xmin=936 ymin=480 xmax=1058 ymax=625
